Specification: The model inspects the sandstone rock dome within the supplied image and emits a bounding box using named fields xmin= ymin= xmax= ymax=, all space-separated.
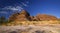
xmin=9 ymin=10 xmax=31 ymax=21
xmin=9 ymin=10 xmax=58 ymax=21
xmin=36 ymin=14 xmax=57 ymax=21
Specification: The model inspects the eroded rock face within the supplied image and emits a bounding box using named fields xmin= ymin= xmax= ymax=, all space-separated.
xmin=29 ymin=16 xmax=39 ymax=21
xmin=15 ymin=10 xmax=31 ymax=21
xmin=9 ymin=10 xmax=58 ymax=21
xmin=9 ymin=12 xmax=19 ymax=21
xmin=36 ymin=14 xmax=57 ymax=21
xmin=20 ymin=10 xmax=30 ymax=17
xmin=58 ymin=18 xmax=60 ymax=21
xmin=9 ymin=10 xmax=31 ymax=21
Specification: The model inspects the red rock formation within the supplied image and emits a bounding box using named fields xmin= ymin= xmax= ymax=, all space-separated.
xmin=9 ymin=12 xmax=19 ymax=21
xmin=29 ymin=16 xmax=39 ymax=21
xmin=15 ymin=10 xmax=30 ymax=21
xmin=36 ymin=14 xmax=57 ymax=21
xmin=58 ymin=18 xmax=60 ymax=21
xmin=9 ymin=10 xmax=58 ymax=21
xmin=9 ymin=10 xmax=31 ymax=21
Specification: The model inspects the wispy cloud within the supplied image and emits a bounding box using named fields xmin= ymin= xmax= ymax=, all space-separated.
xmin=0 ymin=1 xmax=29 ymax=14
xmin=21 ymin=2 xmax=28 ymax=7
xmin=2 ymin=6 xmax=23 ymax=12
xmin=0 ymin=11 xmax=8 ymax=14
xmin=26 ymin=1 xmax=29 ymax=4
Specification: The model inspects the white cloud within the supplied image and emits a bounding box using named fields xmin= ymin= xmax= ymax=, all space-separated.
xmin=1 ymin=1 xmax=29 ymax=13
xmin=21 ymin=2 xmax=28 ymax=7
xmin=2 ymin=6 xmax=23 ymax=12
xmin=0 ymin=11 xmax=8 ymax=14
xmin=26 ymin=1 xmax=29 ymax=4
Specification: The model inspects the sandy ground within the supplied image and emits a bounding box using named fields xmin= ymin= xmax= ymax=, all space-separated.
xmin=0 ymin=24 xmax=60 ymax=33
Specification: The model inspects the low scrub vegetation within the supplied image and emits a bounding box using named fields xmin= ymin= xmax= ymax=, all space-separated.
xmin=0 ymin=21 xmax=60 ymax=26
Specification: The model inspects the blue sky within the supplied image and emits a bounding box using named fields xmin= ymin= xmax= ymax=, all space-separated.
xmin=0 ymin=0 xmax=60 ymax=18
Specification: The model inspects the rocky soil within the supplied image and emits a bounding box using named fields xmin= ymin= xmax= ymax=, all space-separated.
xmin=0 ymin=24 xmax=60 ymax=33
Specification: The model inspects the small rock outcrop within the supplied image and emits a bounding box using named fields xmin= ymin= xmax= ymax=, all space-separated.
xmin=29 ymin=16 xmax=39 ymax=21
